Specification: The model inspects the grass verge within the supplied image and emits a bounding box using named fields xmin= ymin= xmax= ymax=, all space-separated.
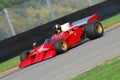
xmin=72 ymin=56 xmax=120 ymax=80
xmin=0 ymin=56 xmax=20 ymax=73
xmin=101 ymin=13 xmax=120 ymax=28
xmin=0 ymin=14 xmax=120 ymax=73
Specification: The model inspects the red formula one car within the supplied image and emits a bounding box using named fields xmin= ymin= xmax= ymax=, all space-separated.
xmin=19 ymin=14 xmax=104 ymax=68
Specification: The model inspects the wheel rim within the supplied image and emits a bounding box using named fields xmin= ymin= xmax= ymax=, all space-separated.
xmin=60 ymin=40 xmax=67 ymax=51
xmin=95 ymin=23 xmax=103 ymax=33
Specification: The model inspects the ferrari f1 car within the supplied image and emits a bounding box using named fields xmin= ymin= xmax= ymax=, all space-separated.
xmin=19 ymin=14 xmax=104 ymax=68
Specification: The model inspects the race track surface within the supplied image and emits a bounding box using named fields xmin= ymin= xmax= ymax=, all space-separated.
xmin=1 ymin=26 xmax=120 ymax=80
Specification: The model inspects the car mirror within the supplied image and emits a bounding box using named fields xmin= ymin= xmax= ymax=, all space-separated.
xmin=33 ymin=42 xmax=36 ymax=47
xmin=33 ymin=42 xmax=37 ymax=50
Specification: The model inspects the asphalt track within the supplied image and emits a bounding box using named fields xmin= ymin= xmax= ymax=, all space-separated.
xmin=1 ymin=25 xmax=120 ymax=80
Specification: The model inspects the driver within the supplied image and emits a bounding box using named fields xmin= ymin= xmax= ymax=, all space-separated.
xmin=54 ymin=23 xmax=70 ymax=33
xmin=51 ymin=24 xmax=62 ymax=40
xmin=54 ymin=24 xmax=62 ymax=33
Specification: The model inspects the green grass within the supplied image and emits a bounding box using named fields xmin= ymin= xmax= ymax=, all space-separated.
xmin=0 ymin=14 xmax=120 ymax=73
xmin=72 ymin=56 xmax=120 ymax=80
xmin=0 ymin=56 xmax=20 ymax=73
xmin=101 ymin=13 xmax=120 ymax=28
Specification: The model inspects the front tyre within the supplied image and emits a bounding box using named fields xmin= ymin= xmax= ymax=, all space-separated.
xmin=20 ymin=50 xmax=29 ymax=62
xmin=85 ymin=21 xmax=104 ymax=40
xmin=53 ymin=39 xmax=68 ymax=54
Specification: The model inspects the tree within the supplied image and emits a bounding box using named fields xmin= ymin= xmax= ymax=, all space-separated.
xmin=0 ymin=0 xmax=32 ymax=11
xmin=0 ymin=27 xmax=8 ymax=40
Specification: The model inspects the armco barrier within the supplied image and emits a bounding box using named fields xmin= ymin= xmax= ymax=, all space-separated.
xmin=0 ymin=0 xmax=120 ymax=63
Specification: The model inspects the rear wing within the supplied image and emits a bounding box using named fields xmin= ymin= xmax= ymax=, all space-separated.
xmin=70 ymin=14 xmax=98 ymax=27
xmin=61 ymin=14 xmax=98 ymax=32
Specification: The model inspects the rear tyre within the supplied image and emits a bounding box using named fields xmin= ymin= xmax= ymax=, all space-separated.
xmin=85 ymin=21 xmax=104 ymax=40
xmin=20 ymin=50 xmax=29 ymax=62
xmin=53 ymin=39 xmax=68 ymax=54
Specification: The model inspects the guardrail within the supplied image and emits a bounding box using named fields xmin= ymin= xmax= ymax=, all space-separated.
xmin=0 ymin=0 xmax=120 ymax=63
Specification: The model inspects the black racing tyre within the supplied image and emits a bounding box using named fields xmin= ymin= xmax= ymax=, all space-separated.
xmin=20 ymin=50 xmax=29 ymax=62
xmin=53 ymin=39 xmax=68 ymax=54
xmin=85 ymin=21 xmax=104 ymax=40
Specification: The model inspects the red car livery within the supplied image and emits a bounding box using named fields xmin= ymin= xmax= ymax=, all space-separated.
xmin=19 ymin=14 xmax=104 ymax=68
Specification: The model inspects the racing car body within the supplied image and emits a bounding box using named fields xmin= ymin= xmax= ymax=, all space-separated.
xmin=19 ymin=14 xmax=104 ymax=68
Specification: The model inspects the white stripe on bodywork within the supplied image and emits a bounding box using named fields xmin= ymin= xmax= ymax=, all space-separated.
xmin=60 ymin=15 xmax=94 ymax=32
xmin=72 ymin=15 xmax=93 ymax=27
